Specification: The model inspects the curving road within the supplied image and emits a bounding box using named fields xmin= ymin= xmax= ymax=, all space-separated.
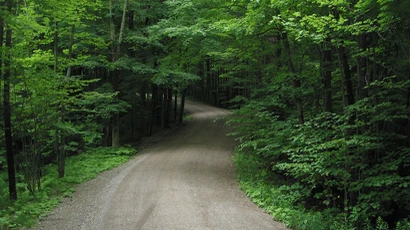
xmin=32 ymin=101 xmax=287 ymax=230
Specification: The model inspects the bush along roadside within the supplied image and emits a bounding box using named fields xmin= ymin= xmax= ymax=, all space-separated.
xmin=233 ymin=149 xmax=410 ymax=230
xmin=0 ymin=147 xmax=136 ymax=229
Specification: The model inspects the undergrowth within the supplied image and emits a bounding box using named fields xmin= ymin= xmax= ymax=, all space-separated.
xmin=0 ymin=146 xmax=136 ymax=229
xmin=233 ymin=149 xmax=410 ymax=230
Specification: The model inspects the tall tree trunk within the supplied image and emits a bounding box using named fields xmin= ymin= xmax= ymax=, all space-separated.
xmin=323 ymin=42 xmax=333 ymax=112
xmin=3 ymin=0 xmax=17 ymax=200
xmin=109 ymin=0 xmax=128 ymax=147
xmin=0 ymin=13 xmax=4 ymax=174
xmin=337 ymin=46 xmax=355 ymax=106
xmin=357 ymin=33 xmax=368 ymax=100
xmin=160 ymin=88 xmax=165 ymax=127
xmin=54 ymin=22 xmax=59 ymax=72
xmin=166 ymin=87 xmax=172 ymax=127
xmin=53 ymin=21 xmax=67 ymax=178
xmin=174 ymin=88 xmax=178 ymax=123
xmin=139 ymin=83 xmax=147 ymax=137
xmin=199 ymin=61 xmax=205 ymax=101
xmin=179 ymin=88 xmax=187 ymax=124
xmin=283 ymin=32 xmax=304 ymax=124
xmin=148 ymin=84 xmax=158 ymax=136
xmin=66 ymin=24 xmax=75 ymax=77
xmin=333 ymin=10 xmax=355 ymax=107
xmin=117 ymin=0 xmax=128 ymax=54
xmin=58 ymin=111 xmax=66 ymax=178
xmin=206 ymin=59 xmax=211 ymax=103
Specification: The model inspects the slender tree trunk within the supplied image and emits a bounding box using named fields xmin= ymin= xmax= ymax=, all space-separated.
xmin=109 ymin=0 xmax=115 ymax=48
xmin=323 ymin=42 xmax=333 ymax=112
xmin=109 ymin=0 xmax=128 ymax=147
xmin=179 ymin=88 xmax=187 ymax=123
xmin=199 ymin=61 xmax=205 ymax=101
xmin=148 ymin=84 xmax=158 ymax=136
xmin=337 ymin=46 xmax=355 ymax=106
xmin=206 ymin=59 xmax=211 ymax=103
xmin=174 ymin=88 xmax=178 ymax=123
xmin=283 ymin=32 xmax=304 ymax=124
xmin=139 ymin=83 xmax=146 ymax=136
xmin=357 ymin=33 xmax=368 ymax=100
xmin=117 ymin=0 xmax=128 ymax=52
xmin=166 ymin=87 xmax=172 ymax=127
xmin=160 ymin=88 xmax=165 ymax=127
xmin=3 ymin=0 xmax=17 ymax=200
xmin=111 ymin=113 xmax=120 ymax=147
xmin=53 ymin=21 xmax=67 ymax=178
xmin=0 ymin=12 xmax=4 ymax=174
xmin=333 ymin=10 xmax=355 ymax=107
xmin=58 ymin=111 xmax=66 ymax=178
xmin=66 ymin=24 xmax=75 ymax=77
xmin=54 ymin=22 xmax=59 ymax=72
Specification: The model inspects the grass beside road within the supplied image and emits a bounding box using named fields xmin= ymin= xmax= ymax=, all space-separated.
xmin=0 ymin=147 xmax=136 ymax=229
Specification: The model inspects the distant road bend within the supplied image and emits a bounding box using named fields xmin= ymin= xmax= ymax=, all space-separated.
xmin=32 ymin=101 xmax=287 ymax=230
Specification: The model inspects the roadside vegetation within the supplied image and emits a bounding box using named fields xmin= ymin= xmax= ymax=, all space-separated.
xmin=0 ymin=147 xmax=135 ymax=229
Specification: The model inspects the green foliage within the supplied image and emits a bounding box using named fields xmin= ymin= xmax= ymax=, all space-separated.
xmin=229 ymin=73 xmax=410 ymax=228
xmin=234 ymin=149 xmax=351 ymax=230
xmin=0 ymin=147 xmax=136 ymax=229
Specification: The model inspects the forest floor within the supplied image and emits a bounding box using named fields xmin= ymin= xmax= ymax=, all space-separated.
xmin=30 ymin=101 xmax=287 ymax=230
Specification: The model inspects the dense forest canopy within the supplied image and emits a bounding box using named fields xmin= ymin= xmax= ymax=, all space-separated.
xmin=1 ymin=0 xmax=410 ymax=229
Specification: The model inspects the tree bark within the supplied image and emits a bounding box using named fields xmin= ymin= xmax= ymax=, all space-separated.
xmin=323 ymin=43 xmax=333 ymax=112
xmin=206 ymin=59 xmax=212 ymax=103
xmin=160 ymin=88 xmax=165 ymax=127
xmin=109 ymin=0 xmax=128 ymax=147
xmin=54 ymin=22 xmax=59 ymax=72
xmin=66 ymin=24 xmax=75 ymax=77
xmin=357 ymin=33 xmax=368 ymax=100
xmin=148 ymin=84 xmax=158 ymax=136
xmin=174 ymin=88 xmax=178 ymax=123
xmin=57 ymin=112 xmax=66 ymax=178
xmin=160 ymin=87 xmax=172 ymax=128
xmin=3 ymin=0 xmax=17 ymax=200
xmin=282 ymin=32 xmax=304 ymax=124
xmin=179 ymin=88 xmax=187 ymax=124
xmin=337 ymin=46 xmax=355 ymax=106
xmin=117 ymin=0 xmax=128 ymax=54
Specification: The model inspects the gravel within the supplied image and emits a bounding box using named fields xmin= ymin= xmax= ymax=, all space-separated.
xmin=30 ymin=101 xmax=288 ymax=230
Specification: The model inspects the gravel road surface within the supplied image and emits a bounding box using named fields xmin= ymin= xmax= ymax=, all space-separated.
xmin=31 ymin=101 xmax=287 ymax=230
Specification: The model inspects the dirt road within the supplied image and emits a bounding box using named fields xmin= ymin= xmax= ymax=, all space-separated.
xmin=32 ymin=101 xmax=287 ymax=230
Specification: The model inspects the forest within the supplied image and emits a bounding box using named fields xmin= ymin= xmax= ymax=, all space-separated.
xmin=1 ymin=0 xmax=410 ymax=229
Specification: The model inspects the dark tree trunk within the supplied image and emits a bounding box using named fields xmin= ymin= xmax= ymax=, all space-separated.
xmin=148 ymin=84 xmax=158 ymax=136
xmin=66 ymin=24 xmax=75 ymax=77
xmin=58 ymin=133 xmax=66 ymax=178
xmin=323 ymin=43 xmax=333 ymax=112
xmin=179 ymin=88 xmax=187 ymax=123
xmin=206 ymin=59 xmax=212 ymax=103
xmin=357 ymin=33 xmax=368 ymax=100
xmin=337 ymin=46 xmax=355 ymax=106
xmin=140 ymin=82 xmax=147 ymax=136
xmin=54 ymin=22 xmax=59 ymax=72
xmin=0 ymin=14 xmax=3 ymax=174
xmin=111 ymin=70 xmax=120 ymax=147
xmin=283 ymin=32 xmax=304 ymax=124
xmin=332 ymin=10 xmax=355 ymax=107
xmin=3 ymin=0 xmax=17 ymax=200
xmin=162 ymin=87 xmax=172 ymax=129
xmin=174 ymin=88 xmax=178 ymax=123
xmin=199 ymin=61 xmax=205 ymax=101
xmin=57 ymin=107 xmax=66 ymax=178
xmin=160 ymin=88 xmax=165 ymax=128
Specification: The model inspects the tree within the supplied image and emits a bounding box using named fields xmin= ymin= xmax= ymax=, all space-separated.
xmin=2 ymin=0 xmax=17 ymax=200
